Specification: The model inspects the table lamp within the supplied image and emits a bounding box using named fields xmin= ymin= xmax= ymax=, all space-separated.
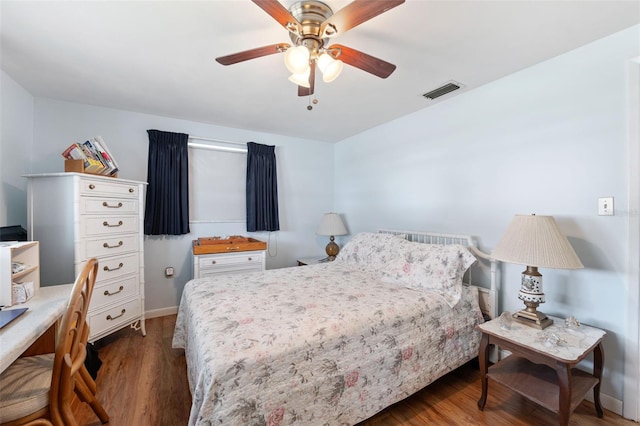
xmin=491 ymin=214 xmax=583 ymax=329
xmin=316 ymin=213 xmax=348 ymax=260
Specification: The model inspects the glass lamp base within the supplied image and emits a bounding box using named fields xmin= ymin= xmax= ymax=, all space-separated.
xmin=325 ymin=236 xmax=339 ymax=261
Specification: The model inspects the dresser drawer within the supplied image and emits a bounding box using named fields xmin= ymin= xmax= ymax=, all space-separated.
xmin=83 ymin=215 xmax=138 ymax=237
xmin=84 ymin=235 xmax=139 ymax=258
xmin=197 ymin=253 xmax=263 ymax=270
xmin=93 ymin=253 xmax=139 ymax=284
xmin=81 ymin=197 xmax=138 ymax=215
xmin=89 ymin=298 xmax=140 ymax=337
xmin=92 ymin=275 xmax=139 ymax=309
xmin=198 ymin=263 xmax=263 ymax=278
xmin=80 ymin=178 xmax=140 ymax=198
xmin=194 ymin=251 xmax=265 ymax=279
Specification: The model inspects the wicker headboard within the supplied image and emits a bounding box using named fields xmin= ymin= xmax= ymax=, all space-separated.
xmin=378 ymin=229 xmax=498 ymax=319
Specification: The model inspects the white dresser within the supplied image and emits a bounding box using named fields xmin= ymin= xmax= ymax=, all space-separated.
xmin=26 ymin=173 xmax=146 ymax=342
xmin=193 ymin=250 xmax=266 ymax=279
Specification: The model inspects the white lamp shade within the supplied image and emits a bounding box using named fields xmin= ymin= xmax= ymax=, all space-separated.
xmin=491 ymin=214 xmax=583 ymax=269
xmin=284 ymin=46 xmax=310 ymax=74
xmin=316 ymin=213 xmax=348 ymax=236
xmin=288 ymin=68 xmax=311 ymax=87
xmin=317 ymin=53 xmax=343 ymax=83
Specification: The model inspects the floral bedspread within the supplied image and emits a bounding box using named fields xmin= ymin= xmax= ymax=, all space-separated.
xmin=173 ymin=262 xmax=483 ymax=426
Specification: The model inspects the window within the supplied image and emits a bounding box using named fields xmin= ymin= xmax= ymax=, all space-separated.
xmin=188 ymin=140 xmax=247 ymax=223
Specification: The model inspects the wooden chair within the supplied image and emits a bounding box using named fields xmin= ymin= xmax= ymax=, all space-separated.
xmin=0 ymin=258 xmax=109 ymax=426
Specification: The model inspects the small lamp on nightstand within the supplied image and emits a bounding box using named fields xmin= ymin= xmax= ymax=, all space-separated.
xmin=491 ymin=214 xmax=583 ymax=329
xmin=316 ymin=213 xmax=348 ymax=261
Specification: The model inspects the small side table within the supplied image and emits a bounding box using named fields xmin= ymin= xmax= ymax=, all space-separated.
xmin=477 ymin=315 xmax=606 ymax=426
xmin=297 ymin=257 xmax=328 ymax=266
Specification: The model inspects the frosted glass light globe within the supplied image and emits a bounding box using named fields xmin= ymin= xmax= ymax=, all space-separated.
xmin=284 ymin=46 xmax=310 ymax=74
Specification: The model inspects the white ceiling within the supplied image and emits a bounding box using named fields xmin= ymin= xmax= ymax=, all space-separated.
xmin=1 ymin=1 xmax=638 ymax=142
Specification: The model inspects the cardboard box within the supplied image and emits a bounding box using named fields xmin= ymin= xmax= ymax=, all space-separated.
xmin=192 ymin=236 xmax=266 ymax=255
xmin=64 ymin=159 xmax=118 ymax=178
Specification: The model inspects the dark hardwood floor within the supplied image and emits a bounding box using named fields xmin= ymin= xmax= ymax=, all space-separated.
xmin=73 ymin=315 xmax=636 ymax=425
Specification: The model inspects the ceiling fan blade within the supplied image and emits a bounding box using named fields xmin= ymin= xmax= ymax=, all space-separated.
xmin=328 ymin=44 xmax=396 ymax=79
xmin=252 ymin=0 xmax=302 ymax=34
xmin=216 ymin=43 xmax=290 ymax=65
xmin=320 ymin=0 xmax=404 ymax=37
xmin=298 ymin=61 xmax=316 ymax=97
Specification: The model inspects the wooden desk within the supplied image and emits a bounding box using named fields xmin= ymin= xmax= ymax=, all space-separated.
xmin=0 ymin=284 xmax=72 ymax=373
xmin=477 ymin=315 xmax=606 ymax=425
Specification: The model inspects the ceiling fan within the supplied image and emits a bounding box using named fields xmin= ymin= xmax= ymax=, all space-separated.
xmin=216 ymin=0 xmax=405 ymax=99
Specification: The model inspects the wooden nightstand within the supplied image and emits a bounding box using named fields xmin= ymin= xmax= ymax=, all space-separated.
xmin=477 ymin=315 xmax=606 ymax=425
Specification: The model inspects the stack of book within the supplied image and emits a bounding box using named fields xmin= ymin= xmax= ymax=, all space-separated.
xmin=61 ymin=136 xmax=119 ymax=176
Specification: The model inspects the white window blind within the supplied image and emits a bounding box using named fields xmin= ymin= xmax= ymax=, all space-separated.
xmin=188 ymin=138 xmax=247 ymax=223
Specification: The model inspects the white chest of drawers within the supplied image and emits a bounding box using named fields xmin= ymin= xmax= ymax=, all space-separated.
xmin=193 ymin=250 xmax=266 ymax=279
xmin=26 ymin=173 xmax=146 ymax=342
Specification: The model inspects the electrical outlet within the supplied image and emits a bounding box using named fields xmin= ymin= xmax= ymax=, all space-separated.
xmin=165 ymin=267 xmax=174 ymax=277
xmin=598 ymin=197 xmax=614 ymax=216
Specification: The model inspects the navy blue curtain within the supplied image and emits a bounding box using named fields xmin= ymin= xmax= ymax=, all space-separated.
xmin=246 ymin=142 xmax=280 ymax=232
xmin=144 ymin=129 xmax=190 ymax=235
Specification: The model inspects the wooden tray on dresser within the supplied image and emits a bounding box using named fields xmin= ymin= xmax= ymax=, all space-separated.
xmin=192 ymin=236 xmax=266 ymax=255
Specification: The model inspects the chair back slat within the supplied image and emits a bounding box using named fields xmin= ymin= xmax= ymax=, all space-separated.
xmin=49 ymin=258 xmax=99 ymax=426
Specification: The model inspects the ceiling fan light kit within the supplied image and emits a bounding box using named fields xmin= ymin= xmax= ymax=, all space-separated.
xmin=317 ymin=52 xmax=343 ymax=83
xmin=216 ymin=0 xmax=405 ymax=107
xmin=288 ymin=69 xmax=311 ymax=88
xmin=284 ymin=45 xmax=310 ymax=74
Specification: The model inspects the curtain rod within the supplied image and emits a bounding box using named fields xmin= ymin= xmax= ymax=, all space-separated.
xmin=188 ymin=136 xmax=247 ymax=153
xmin=189 ymin=136 xmax=246 ymax=146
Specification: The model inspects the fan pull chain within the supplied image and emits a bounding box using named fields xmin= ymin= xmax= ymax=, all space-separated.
xmin=307 ymin=91 xmax=319 ymax=111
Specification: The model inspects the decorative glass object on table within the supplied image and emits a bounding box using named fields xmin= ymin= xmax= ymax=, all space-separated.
xmin=564 ymin=315 xmax=581 ymax=330
xmin=499 ymin=311 xmax=513 ymax=330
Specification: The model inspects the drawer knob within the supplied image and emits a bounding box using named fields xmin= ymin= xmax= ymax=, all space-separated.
xmin=211 ymin=260 xmax=216 ymax=265
xmin=129 ymin=188 xmax=134 ymax=193
xmin=103 ymin=201 xmax=123 ymax=208
xmin=104 ymin=286 xmax=124 ymax=296
xmin=104 ymin=262 xmax=124 ymax=272
xmin=106 ymin=309 xmax=126 ymax=321
xmin=103 ymin=220 xmax=123 ymax=227
xmin=248 ymin=257 xmax=252 ymax=261
xmin=103 ymin=241 xmax=123 ymax=248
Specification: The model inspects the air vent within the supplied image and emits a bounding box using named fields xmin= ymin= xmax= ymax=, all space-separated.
xmin=422 ymin=81 xmax=463 ymax=100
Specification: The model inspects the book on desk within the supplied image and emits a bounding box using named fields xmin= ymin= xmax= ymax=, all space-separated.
xmin=0 ymin=307 xmax=28 ymax=329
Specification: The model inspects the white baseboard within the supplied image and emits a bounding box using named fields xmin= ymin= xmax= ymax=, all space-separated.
xmin=145 ymin=306 xmax=178 ymax=319
xmin=584 ymin=391 xmax=623 ymax=417
xmin=496 ymin=349 xmax=622 ymax=416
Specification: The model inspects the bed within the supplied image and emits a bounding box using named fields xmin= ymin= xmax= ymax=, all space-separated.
xmin=173 ymin=230 xmax=498 ymax=425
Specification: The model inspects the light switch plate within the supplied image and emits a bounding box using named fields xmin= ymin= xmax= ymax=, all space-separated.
xmin=598 ymin=197 xmax=614 ymax=216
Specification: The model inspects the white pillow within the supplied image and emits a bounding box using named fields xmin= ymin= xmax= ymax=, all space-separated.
xmin=381 ymin=242 xmax=477 ymax=308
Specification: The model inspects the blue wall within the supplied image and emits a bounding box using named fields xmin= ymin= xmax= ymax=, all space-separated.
xmin=335 ymin=25 xmax=640 ymax=404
